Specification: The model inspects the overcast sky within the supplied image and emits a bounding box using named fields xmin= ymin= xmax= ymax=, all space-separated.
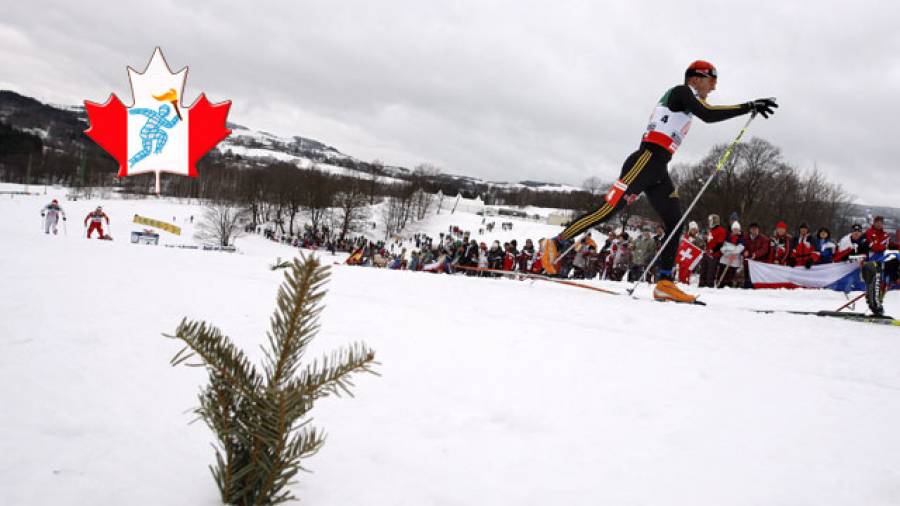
xmin=2 ymin=0 xmax=897 ymax=206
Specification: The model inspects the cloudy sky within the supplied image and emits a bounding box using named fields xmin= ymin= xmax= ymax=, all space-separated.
xmin=2 ymin=0 xmax=897 ymax=206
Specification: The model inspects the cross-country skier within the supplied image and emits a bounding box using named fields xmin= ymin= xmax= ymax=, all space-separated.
xmin=40 ymin=198 xmax=66 ymax=235
xmin=540 ymin=60 xmax=777 ymax=302
xmin=84 ymin=206 xmax=110 ymax=239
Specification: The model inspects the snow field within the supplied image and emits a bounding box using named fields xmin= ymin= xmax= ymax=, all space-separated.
xmin=1 ymin=185 xmax=899 ymax=506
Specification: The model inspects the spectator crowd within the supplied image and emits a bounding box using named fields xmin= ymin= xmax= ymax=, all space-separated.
xmin=253 ymin=213 xmax=898 ymax=289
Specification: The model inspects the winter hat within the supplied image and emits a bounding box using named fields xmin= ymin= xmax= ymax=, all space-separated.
xmin=688 ymin=221 xmax=699 ymax=231
xmin=731 ymin=221 xmax=741 ymax=232
xmin=775 ymin=221 xmax=787 ymax=230
xmin=851 ymin=224 xmax=863 ymax=232
xmin=51 ymin=199 xmax=58 ymax=204
xmin=685 ymin=60 xmax=718 ymax=80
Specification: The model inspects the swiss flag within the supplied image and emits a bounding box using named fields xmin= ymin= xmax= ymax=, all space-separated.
xmin=677 ymin=238 xmax=703 ymax=272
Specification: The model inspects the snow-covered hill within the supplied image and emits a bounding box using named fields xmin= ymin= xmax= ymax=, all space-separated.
xmin=0 ymin=90 xmax=586 ymax=195
xmin=2 ymin=184 xmax=900 ymax=506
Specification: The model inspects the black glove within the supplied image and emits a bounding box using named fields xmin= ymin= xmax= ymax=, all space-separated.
xmin=804 ymin=259 xmax=813 ymax=269
xmin=63 ymin=217 xmax=67 ymax=221
xmin=786 ymin=257 xmax=796 ymax=267
xmin=748 ymin=97 xmax=778 ymax=118
xmin=41 ymin=213 xmax=45 ymax=217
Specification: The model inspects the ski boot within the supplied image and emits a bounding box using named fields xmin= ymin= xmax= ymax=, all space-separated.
xmin=862 ymin=261 xmax=885 ymax=316
xmin=540 ymin=237 xmax=571 ymax=276
xmin=653 ymin=270 xmax=700 ymax=304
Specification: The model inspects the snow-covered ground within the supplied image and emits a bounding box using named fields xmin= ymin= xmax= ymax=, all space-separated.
xmin=2 ymin=184 xmax=900 ymax=506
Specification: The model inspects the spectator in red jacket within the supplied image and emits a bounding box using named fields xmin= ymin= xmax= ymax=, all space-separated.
xmin=788 ymin=223 xmax=819 ymax=268
xmin=866 ymin=216 xmax=892 ymax=258
xmin=742 ymin=222 xmax=770 ymax=287
xmin=768 ymin=221 xmax=792 ymax=265
xmin=699 ymin=213 xmax=726 ymax=287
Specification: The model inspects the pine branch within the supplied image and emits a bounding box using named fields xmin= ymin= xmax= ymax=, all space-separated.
xmin=263 ymin=256 xmax=329 ymax=390
xmin=163 ymin=255 xmax=377 ymax=505
xmin=293 ymin=342 xmax=378 ymax=400
xmin=165 ymin=319 xmax=261 ymax=399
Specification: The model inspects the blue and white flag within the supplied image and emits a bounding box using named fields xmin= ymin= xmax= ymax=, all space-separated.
xmin=747 ymin=260 xmax=865 ymax=292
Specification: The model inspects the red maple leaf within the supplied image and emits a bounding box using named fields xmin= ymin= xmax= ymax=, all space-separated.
xmin=84 ymin=94 xmax=128 ymax=176
xmin=84 ymin=94 xmax=231 ymax=178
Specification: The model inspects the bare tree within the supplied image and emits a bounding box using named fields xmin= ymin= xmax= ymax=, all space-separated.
xmin=581 ymin=176 xmax=606 ymax=197
xmin=411 ymin=188 xmax=433 ymax=221
xmin=671 ymin=137 xmax=855 ymax=233
xmin=195 ymin=202 xmax=249 ymax=247
xmin=333 ymin=179 xmax=370 ymax=242
xmin=302 ymin=167 xmax=336 ymax=233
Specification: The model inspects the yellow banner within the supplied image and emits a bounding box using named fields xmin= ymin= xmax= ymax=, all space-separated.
xmin=133 ymin=214 xmax=181 ymax=235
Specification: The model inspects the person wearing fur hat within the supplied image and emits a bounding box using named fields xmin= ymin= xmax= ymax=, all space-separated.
xmin=767 ymin=221 xmax=792 ymax=265
xmin=718 ymin=221 xmax=745 ymax=287
xmin=699 ymin=214 xmax=726 ymax=287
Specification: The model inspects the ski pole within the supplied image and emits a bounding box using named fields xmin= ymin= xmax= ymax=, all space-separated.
xmin=627 ymin=111 xmax=759 ymax=296
xmin=834 ymin=292 xmax=865 ymax=313
xmin=715 ymin=264 xmax=731 ymax=288
xmin=553 ymin=241 xmax=579 ymax=265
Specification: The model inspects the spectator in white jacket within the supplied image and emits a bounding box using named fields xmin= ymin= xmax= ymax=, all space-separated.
xmin=718 ymin=221 xmax=746 ymax=287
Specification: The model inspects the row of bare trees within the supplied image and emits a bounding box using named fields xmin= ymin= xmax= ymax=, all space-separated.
xmin=575 ymin=138 xmax=855 ymax=234
xmin=671 ymin=137 xmax=854 ymax=233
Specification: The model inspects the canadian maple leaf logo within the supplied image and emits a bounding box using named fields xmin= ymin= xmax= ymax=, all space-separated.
xmin=84 ymin=48 xmax=231 ymax=192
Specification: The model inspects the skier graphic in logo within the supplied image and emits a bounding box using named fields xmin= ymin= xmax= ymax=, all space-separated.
xmin=128 ymin=92 xmax=181 ymax=167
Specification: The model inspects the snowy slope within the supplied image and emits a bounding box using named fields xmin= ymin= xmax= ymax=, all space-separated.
xmin=2 ymin=185 xmax=900 ymax=506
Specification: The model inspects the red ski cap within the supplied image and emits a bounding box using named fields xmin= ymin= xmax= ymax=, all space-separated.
xmin=686 ymin=60 xmax=718 ymax=79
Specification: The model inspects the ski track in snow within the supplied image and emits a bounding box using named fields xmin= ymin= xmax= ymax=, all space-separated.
xmin=1 ymin=184 xmax=899 ymax=506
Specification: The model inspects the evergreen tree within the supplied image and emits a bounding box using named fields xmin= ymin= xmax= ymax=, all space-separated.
xmin=165 ymin=255 xmax=377 ymax=505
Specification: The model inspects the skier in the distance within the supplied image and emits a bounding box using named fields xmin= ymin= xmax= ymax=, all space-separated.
xmin=541 ymin=60 xmax=777 ymax=303
xmin=84 ymin=206 xmax=110 ymax=239
xmin=41 ymin=198 xmax=66 ymax=235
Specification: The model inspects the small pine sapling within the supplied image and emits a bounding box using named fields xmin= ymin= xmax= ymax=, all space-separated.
xmin=165 ymin=255 xmax=377 ymax=505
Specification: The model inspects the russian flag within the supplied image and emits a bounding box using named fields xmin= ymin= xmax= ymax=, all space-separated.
xmin=747 ymin=259 xmax=866 ymax=291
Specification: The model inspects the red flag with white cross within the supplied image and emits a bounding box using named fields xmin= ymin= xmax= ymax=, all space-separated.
xmin=677 ymin=238 xmax=703 ymax=273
